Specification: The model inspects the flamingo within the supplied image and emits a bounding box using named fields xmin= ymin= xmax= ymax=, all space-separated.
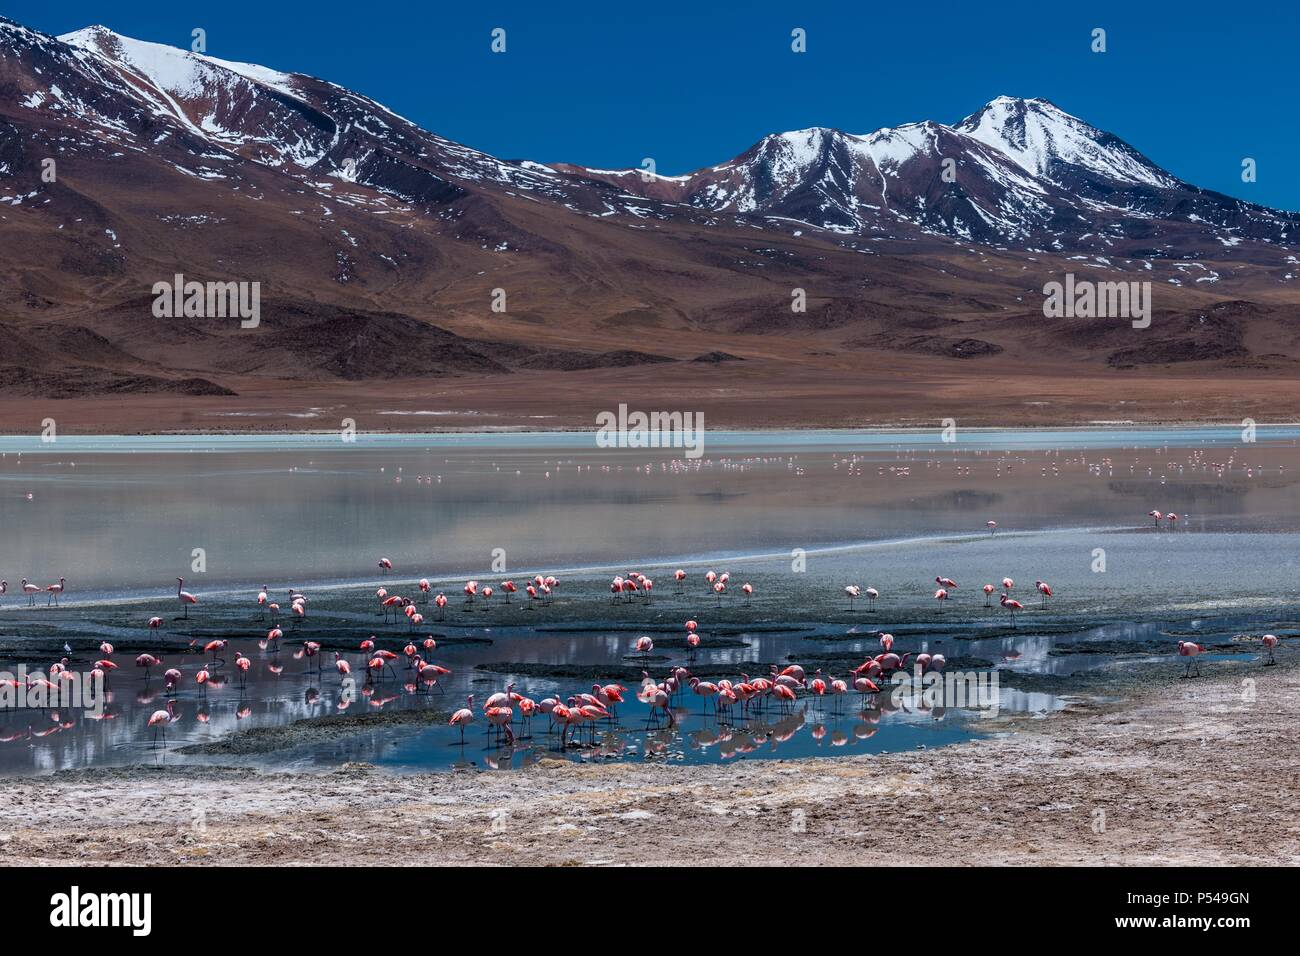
xmin=378 ymin=557 xmax=393 ymax=574
xmin=987 ymin=520 xmax=997 ymax=534
xmin=828 ymin=676 xmax=849 ymax=711
xmin=136 ymin=653 xmax=162 ymax=678
xmin=435 ymin=593 xmax=448 ymax=619
xmin=1001 ymin=577 xmax=1014 ymax=591
xmin=1177 ymin=641 xmax=1204 ymax=678
xmin=46 ymin=577 xmax=65 ymax=606
xmin=20 ymin=579 xmax=40 ymax=606
xmin=1035 ymin=580 xmax=1053 ymax=603
xmin=844 ymin=584 xmax=860 ymax=609
xmin=334 ymin=653 xmax=351 ymax=680
xmin=449 ymin=697 xmax=475 ymax=743
xmin=418 ymin=578 xmax=431 ymax=603
xmin=983 ymin=583 xmax=995 ymax=607
xmin=485 ymin=705 xmax=515 ymax=744
xmin=853 ymin=675 xmax=879 ymax=702
xmin=865 ymin=587 xmax=879 ymax=612
xmin=163 ymin=668 xmax=182 ymax=693
xmin=146 ymin=699 xmax=176 ymax=745
xmin=483 ymin=681 xmax=516 ymax=712
xmin=176 ymin=577 xmax=198 ymax=618
xmin=879 ymin=633 xmax=894 ymax=652
xmin=1148 ymin=510 xmax=1163 ymax=528
xmin=674 ymin=569 xmax=686 ymax=593
xmin=148 ymin=616 xmax=163 ymax=633
xmin=1262 ymin=634 xmax=1279 ymax=665
xmin=1000 ymin=592 xmax=1023 ymax=626
xmin=935 ymin=576 xmax=958 ymax=590
xmin=741 ymin=582 xmax=753 ymax=604
xmin=256 ymin=586 xmax=269 ymax=618
xmin=934 ymin=587 xmax=949 ymax=609
xmin=634 ymin=636 xmax=654 ymax=658
xmin=501 ymin=580 xmax=517 ymax=603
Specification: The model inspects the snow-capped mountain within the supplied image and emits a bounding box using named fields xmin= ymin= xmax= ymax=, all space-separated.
xmin=3 ymin=16 xmax=1300 ymax=403
xmin=6 ymin=19 xmax=1295 ymax=253
xmin=558 ymin=95 xmax=1297 ymax=251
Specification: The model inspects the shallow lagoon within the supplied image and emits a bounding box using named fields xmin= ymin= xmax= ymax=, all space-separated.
xmin=0 ymin=427 xmax=1294 ymax=774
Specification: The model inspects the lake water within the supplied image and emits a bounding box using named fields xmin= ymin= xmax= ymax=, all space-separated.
xmin=0 ymin=427 xmax=1294 ymax=774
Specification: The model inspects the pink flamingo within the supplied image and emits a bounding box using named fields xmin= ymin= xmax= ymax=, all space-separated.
xmin=934 ymin=587 xmax=949 ymax=609
xmin=1148 ymin=510 xmax=1163 ymax=528
xmin=1177 ymin=640 xmax=1204 ymax=677
xmin=501 ymin=580 xmax=517 ymax=602
xmin=844 ymin=584 xmax=860 ymax=609
xmin=1000 ymin=592 xmax=1023 ymax=626
xmin=20 ymin=579 xmax=40 ymax=606
xmin=449 ymin=696 xmax=475 ymax=742
xmin=136 ymin=653 xmax=162 ymax=678
xmin=176 ymin=577 xmax=198 ymax=618
xmin=865 ymin=587 xmax=879 ymax=611
xmin=378 ymin=557 xmax=393 ymax=574
xmin=1035 ymin=580 xmax=1053 ymax=603
xmin=935 ymin=576 xmax=958 ymax=590
xmin=1262 ymin=634 xmax=1279 ymax=665
xmin=148 ymin=616 xmax=163 ymax=633
xmin=852 ymin=675 xmax=879 ymax=703
xmin=741 ymin=582 xmax=753 ymax=604
xmin=485 ymin=705 xmax=515 ymax=744
xmin=634 ymin=635 xmax=654 ymax=658
xmin=146 ymin=699 xmax=176 ymax=745
xmin=987 ymin=520 xmax=997 ymax=534
xmin=46 ymin=577 xmax=65 ymax=606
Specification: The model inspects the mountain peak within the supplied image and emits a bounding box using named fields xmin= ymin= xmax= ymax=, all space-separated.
xmin=956 ymin=95 xmax=1175 ymax=189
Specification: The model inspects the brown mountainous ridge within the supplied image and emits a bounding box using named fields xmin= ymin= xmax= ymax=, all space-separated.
xmin=3 ymin=17 xmax=1300 ymax=430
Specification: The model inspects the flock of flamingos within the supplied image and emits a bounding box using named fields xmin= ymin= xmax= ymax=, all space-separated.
xmin=1 ymin=509 xmax=1287 ymax=752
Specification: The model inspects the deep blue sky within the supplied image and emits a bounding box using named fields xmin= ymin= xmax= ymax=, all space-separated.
xmin=8 ymin=0 xmax=1299 ymax=209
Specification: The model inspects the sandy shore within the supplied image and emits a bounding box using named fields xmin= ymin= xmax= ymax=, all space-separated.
xmin=2 ymin=659 xmax=1297 ymax=866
